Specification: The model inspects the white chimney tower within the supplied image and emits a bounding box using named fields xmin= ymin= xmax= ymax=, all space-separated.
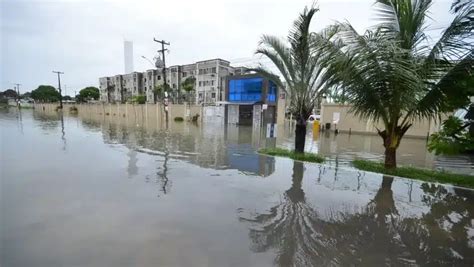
xmin=124 ymin=40 xmax=134 ymax=74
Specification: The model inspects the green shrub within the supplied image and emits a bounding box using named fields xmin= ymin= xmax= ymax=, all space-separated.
xmin=258 ymin=148 xmax=325 ymax=163
xmin=174 ymin=117 xmax=184 ymax=122
xmin=129 ymin=95 xmax=146 ymax=104
xmin=352 ymin=159 xmax=474 ymax=189
xmin=69 ymin=106 xmax=78 ymax=113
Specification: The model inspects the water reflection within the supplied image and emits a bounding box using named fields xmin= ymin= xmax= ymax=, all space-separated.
xmin=80 ymin=114 xmax=276 ymax=177
xmin=398 ymin=184 xmax=474 ymax=265
xmin=278 ymin=125 xmax=474 ymax=175
xmin=72 ymin=110 xmax=277 ymax=197
xmin=127 ymin=149 xmax=138 ymax=178
xmin=240 ymin=164 xmax=474 ymax=266
xmin=239 ymin=161 xmax=330 ymax=266
xmin=28 ymin=111 xmax=68 ymax=150
xmin=2 ymin=108 xmax=474 ymax=266
xmin=156 ymin=128 xmax=171 ymax=195
xmin=60 ymin=113 xmax=67 ymax=151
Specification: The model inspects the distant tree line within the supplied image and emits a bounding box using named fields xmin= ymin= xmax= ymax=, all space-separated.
xmin=1 ymin=85 xmax=100 ymax=103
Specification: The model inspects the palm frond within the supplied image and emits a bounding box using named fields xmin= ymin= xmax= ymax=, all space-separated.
xmin=254 ymin=5 xmax=328 ymax=120
xmin=258 ymin=35 xmax=297 ymax=84
xmin=425 ymin=0 xmax=473 ymax=63
xmin=406 ymin=53 xmax=474 ymax=125
xmin=246 ymin=66 xmax=286 ymax=93
xmin=375 ymin=0 xmax=431 ymax=49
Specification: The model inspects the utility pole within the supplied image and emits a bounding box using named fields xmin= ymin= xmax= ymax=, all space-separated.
xmin=14 ymin=83 xmax=21 ymax=100
xmin=153 ymin=38 xmax=170 ymax=123
xmin=153 ymin=38 xmax=170 ymax=91
xmin=53 ymin=71 xmax=64 ymax=109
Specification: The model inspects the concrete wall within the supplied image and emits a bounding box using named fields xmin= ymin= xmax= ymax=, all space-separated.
xmin=203 ymin=106 xmax=225 ymax=124
xmin=320 ymin=103 xmax=444 ymax=138
xmin=34 ymin=103 xmax=203 ymax=125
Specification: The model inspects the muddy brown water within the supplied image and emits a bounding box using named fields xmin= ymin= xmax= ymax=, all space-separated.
xmin=1 ymin=108 xmax=474 ymax=266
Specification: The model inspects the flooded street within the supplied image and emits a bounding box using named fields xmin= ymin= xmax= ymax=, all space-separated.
xmin=2 ymin=108 xmax=474 ymax=266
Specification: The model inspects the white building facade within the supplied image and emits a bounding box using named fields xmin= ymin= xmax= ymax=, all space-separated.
xmin=99 ymin=58 xmax=246 ymax=104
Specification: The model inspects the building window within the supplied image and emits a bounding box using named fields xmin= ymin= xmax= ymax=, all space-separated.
xmin=211 ymin=80 xmax=214 ymax=86
xmin=212 ymin=67 xmax=216 ymax=73
xmin=182 ymin=72 xmax=187 ymax=77
xmin=157 ymin=76 xmax=161 ymax=80
xmin=267 ymin=81 xmax=277 ymax=102
xmin=228 ymin=77 xmax=263 ymax=102
xmin=211 ymin=92 xmax=216 ymax=98
xmin=199 ymin=81 xmax=202 ymax=86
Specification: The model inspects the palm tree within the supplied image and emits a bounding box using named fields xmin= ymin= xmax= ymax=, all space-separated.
xmin=253 ymin=6 xmax=331 ymax=153
xmin=315 ymin=0 xmax=473 ymax=168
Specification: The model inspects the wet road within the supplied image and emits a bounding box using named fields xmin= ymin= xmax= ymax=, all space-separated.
xmin=1 ymin=108 xmax=474 ymax=266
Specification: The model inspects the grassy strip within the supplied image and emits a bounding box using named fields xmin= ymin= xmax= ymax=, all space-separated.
xmin=353 ymin=159 xmax=474 ymax=189
xmin=258 ymin=148 xmax=325 ymax=163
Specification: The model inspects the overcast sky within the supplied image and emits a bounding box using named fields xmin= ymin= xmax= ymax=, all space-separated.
xmin=1 ymin=0 xmax=454 ymax=94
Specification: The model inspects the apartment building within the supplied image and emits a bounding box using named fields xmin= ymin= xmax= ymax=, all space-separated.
xmin=142 ymin=69 xmax=163 ymax=102
xmin=195 ymin=59 xmax=234 ymax=104
xmin=99 ymin=58 xmax=246 ymax=104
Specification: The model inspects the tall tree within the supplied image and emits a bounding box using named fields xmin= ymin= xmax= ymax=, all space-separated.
xmin=253 ymin=6 xmax=331 ymax=153
xmin=76 ymin=86 xmax=100 ymax=102
xmin=315 ymin=0 xmax=473 ymax=168
xmin=31 ymin=85 xmax=61 ymax=102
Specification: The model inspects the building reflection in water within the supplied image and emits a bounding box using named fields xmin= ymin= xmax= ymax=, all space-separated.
xmin=127 ymin=149 xmax=138 ymax=178
xmin=71 ymin=111 xmax=276 ymax=196
xmin=239 ymin=163 xmax=474 ymax=266
xmin=18 ymin=109 xmax=474 ymax=265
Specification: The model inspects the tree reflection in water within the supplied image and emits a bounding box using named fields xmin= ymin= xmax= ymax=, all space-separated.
xmin=239 ymin=162 xmax=333 ymax=266
xmin=397 ymin=184 xmax=474 ymax=265
xmin=240 ymin=162 xmax=474 ymax=266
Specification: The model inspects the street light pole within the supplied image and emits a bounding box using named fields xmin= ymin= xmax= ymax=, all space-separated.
xmin=141 ymin=55 xmax=155 ymax=67
xmin=53 ymin=71 xmax=64 ymax=109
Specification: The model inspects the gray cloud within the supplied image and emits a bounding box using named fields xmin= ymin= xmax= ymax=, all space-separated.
xmin=1 ymin=0 xmax=454 ymax=94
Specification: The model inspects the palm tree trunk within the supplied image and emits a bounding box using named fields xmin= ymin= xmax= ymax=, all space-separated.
xmin=384 ymin=147 xmax=397 ymax=169
xmin=295 ymin=118 xmax=306 ymax=154
xmin=378 ymin=128 xmax=403 ymax=169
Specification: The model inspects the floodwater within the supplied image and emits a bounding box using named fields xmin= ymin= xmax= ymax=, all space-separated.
xmin=277 ymin=124 xmax=474 ymax=175
xmin=1 ymin=107 xmax=474 ymax=267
